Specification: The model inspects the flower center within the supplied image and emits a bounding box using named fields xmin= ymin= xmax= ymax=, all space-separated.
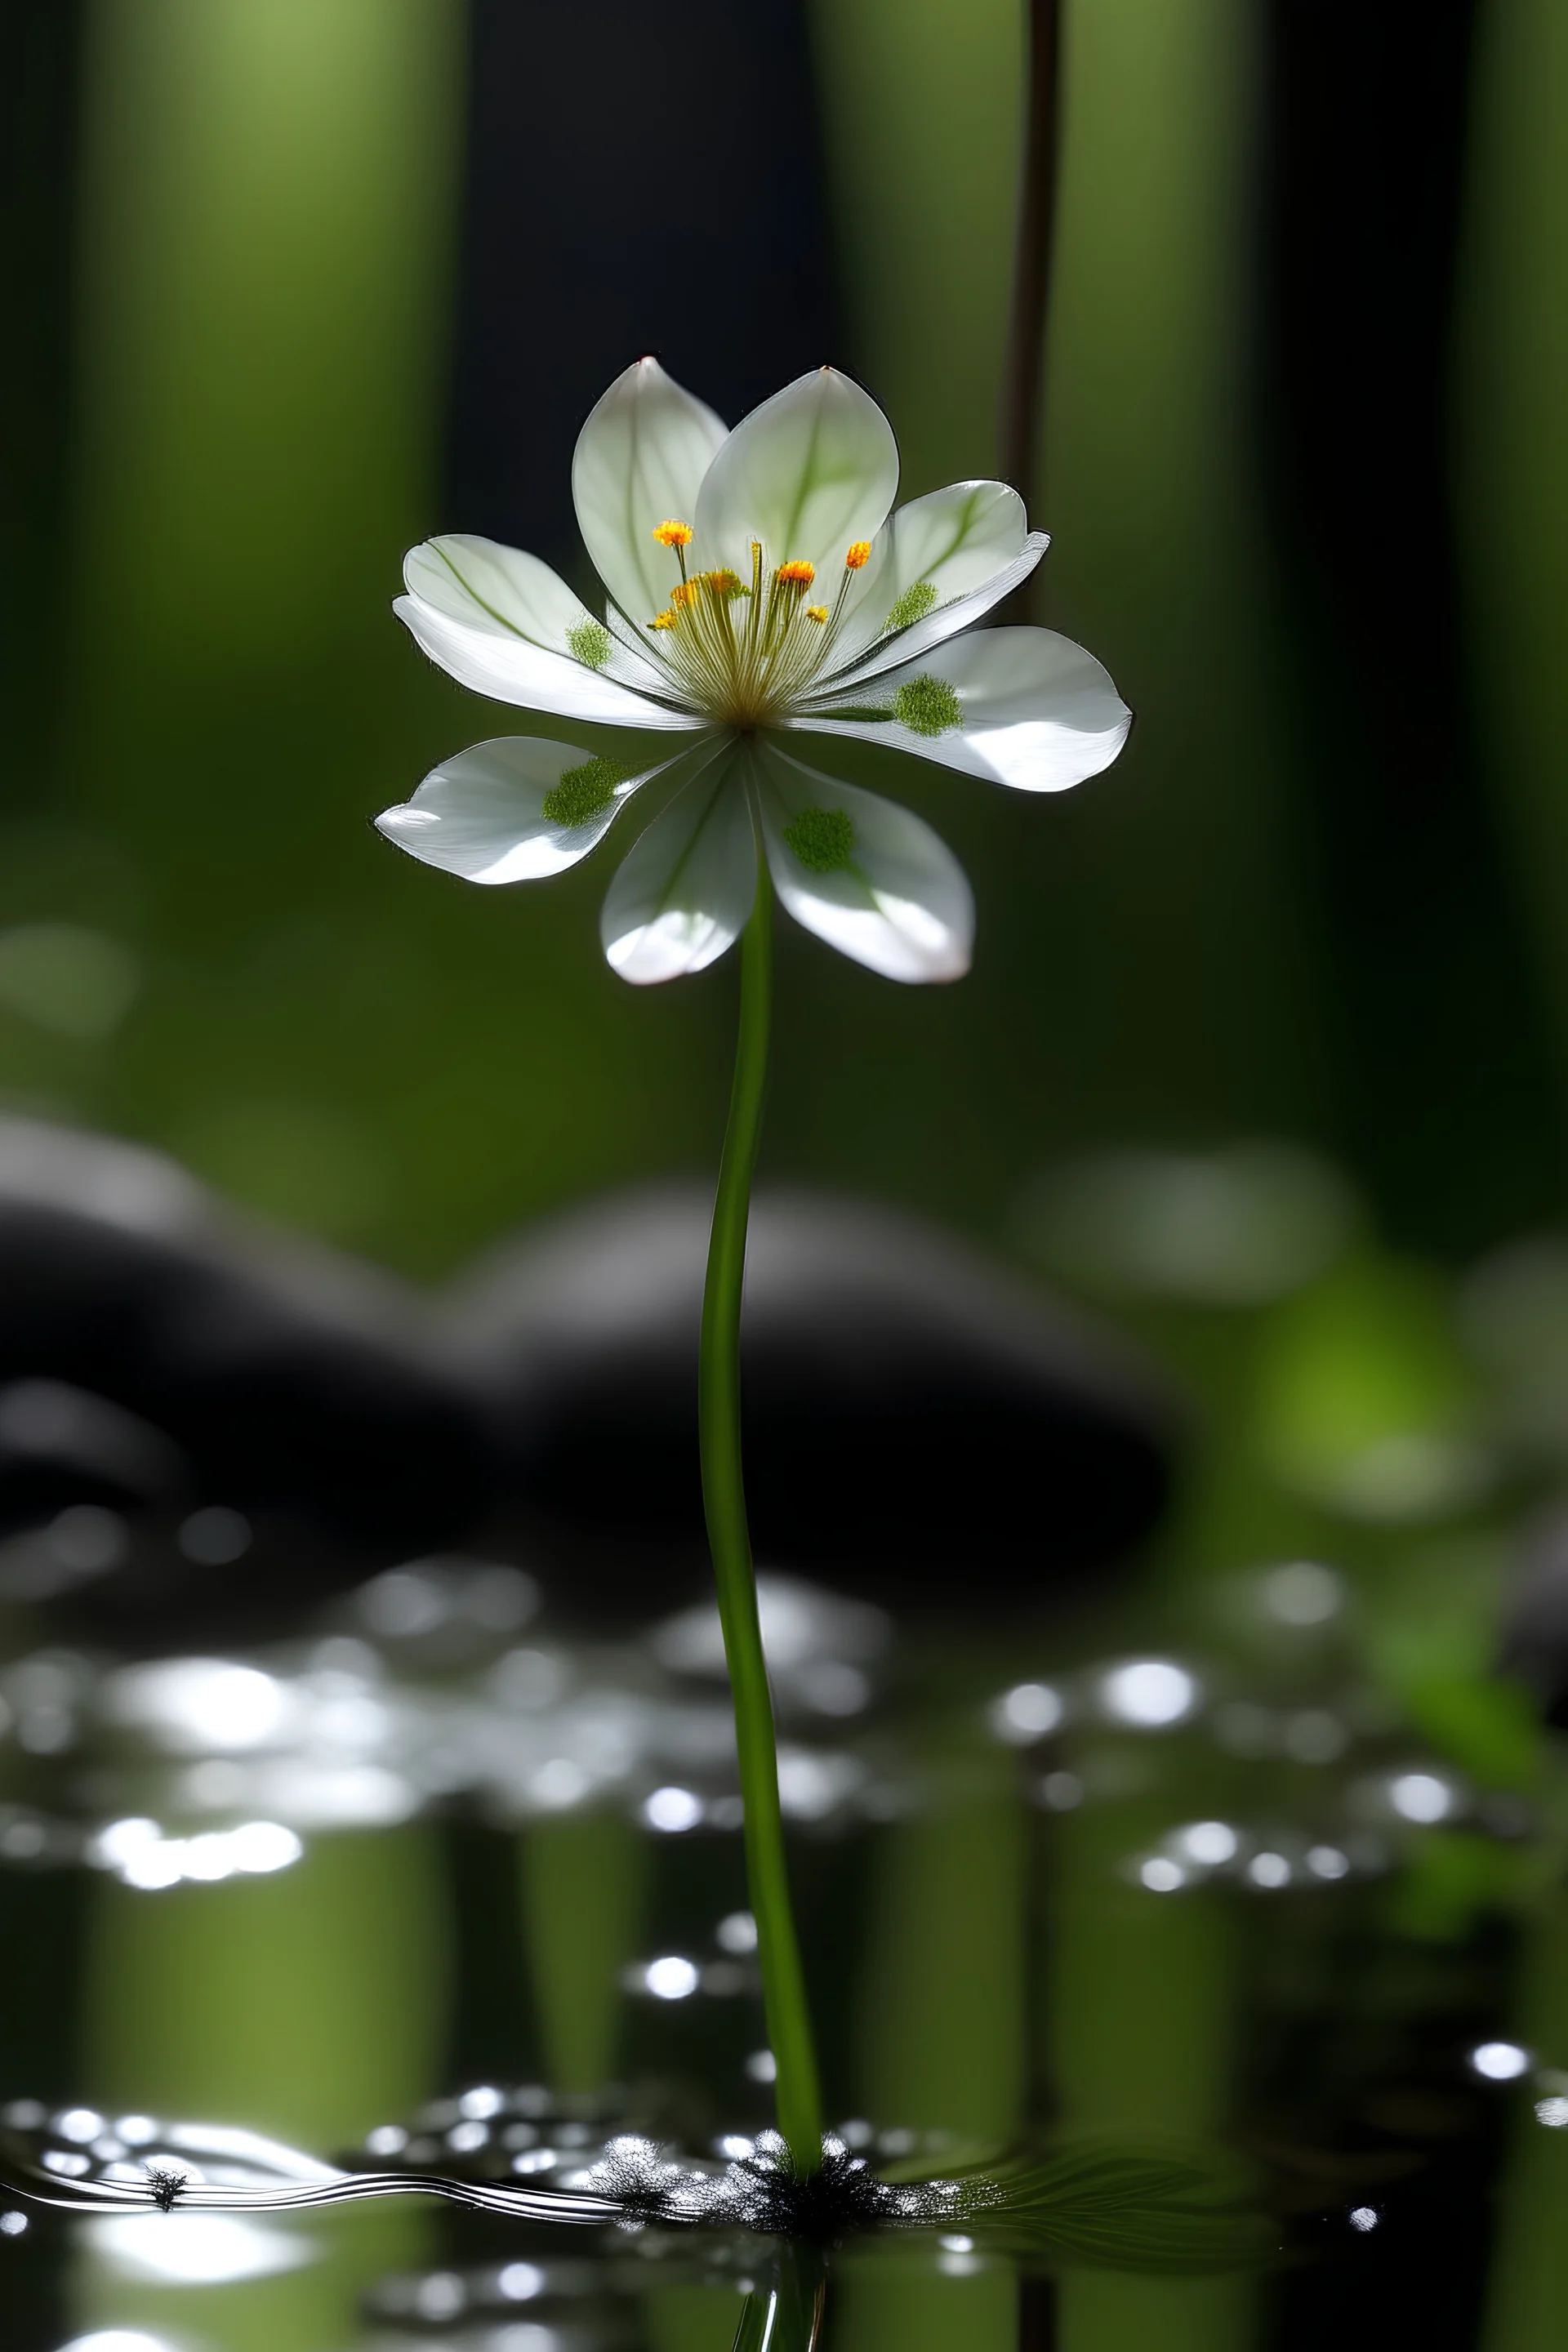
xmin=639 ymin=528 xmax=871 ymax=728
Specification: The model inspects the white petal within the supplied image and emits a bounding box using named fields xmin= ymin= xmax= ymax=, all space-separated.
xmin=793 ymin=625 xmax=1131 ymax=793
xmin=601 ymin=598 xmax=688 ymax=694
xmin=756 ymin=742 xmax=972 ymax=984
xmin=693 ymin=368 xmax=898 ymax=587
xmin=572 ymin=358 xmax=728 ymax=630
xmin=395 ymin=593 xmax=701 ymax=728
xmin=818 ymin=531 xmax=1049 ymax=689
xmin=828 ymin=481 xmax=1037 ymax=669
xmin=404 ymin=534 xmax=675 ymax=700
xmin=404 ymin=536 xmax=591 ymax=649
xmin=601 ymin=755 xmax=757 ymax=984
xmin=374 ymin=737 xmax=679 ymax=884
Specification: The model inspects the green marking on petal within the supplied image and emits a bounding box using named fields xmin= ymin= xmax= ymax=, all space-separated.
xmin=884 ymin=579 xmax=938 ymax=633
xmin=541 ymin=755 xmax=630 ymax=828
xmin=565 ymin=618 xmax=612 ymax=670
xmin=892 ymin=674 xmax=962 ymax=737
xmin=783 ymin=805 xmax=856 ymax=875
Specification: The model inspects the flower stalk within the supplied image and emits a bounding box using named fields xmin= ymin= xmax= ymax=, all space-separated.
xmin=374 ymin=355 xmax=1132 ymax=2172
xmin=699 ymin=841 xmax=824 ymax=2172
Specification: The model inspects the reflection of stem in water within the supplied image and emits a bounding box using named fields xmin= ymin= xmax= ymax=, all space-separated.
xmin=644 ymin=2241 xmax=826 ymax=2352
xmin=75 ymin=1829 xmax=448 ymax=2352
xmin=731 ymin=2240 xmax=829 ymax=2352
xmin=519 ymin=1809 xmax=651 ymax=2096
xmin=1479 ymin=1882 xmax=1568 ymax=2352
xmin=699 ymin=854 xmax=824 ymax=2173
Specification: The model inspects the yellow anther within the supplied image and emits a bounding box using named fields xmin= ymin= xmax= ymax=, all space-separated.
xmin=775 ymin=560 xmax=816 ymax=587
xmin=648 ymin=610 xmax=680 ymax=631
xmin=845 ymin=541 xmax=872 ymax=571
xmin=653 ymin=520 xmax=693 ymax=548
xmin=805 ymin=604 xmax=829 ymax=624
xmin=670 ymin=580 xmax=699 ymax=608
xmin=702 ymin=568 xmax=745 ymax=598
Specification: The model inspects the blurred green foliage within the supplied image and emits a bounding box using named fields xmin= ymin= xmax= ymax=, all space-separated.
xmin=5 ymin=0 xmax=1564 ymax=1292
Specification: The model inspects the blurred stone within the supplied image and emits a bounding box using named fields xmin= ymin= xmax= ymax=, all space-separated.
xmin=0 ymin=1127 xmax=1175 ymax=1646
xmin=0 ymin=1118 xmax=495 ymax=1646
xmin=443 ymin=1183 xmax=1176 ymax=1619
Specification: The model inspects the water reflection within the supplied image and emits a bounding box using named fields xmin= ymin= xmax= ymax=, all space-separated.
xmin=0 ymin=1566 xmax=907 ymax=1903
xmin=59 ymin=2334 xmax=179 ymax=2352
xmin=0 ymin=1521 xmax=1517 ymax=2352
xmin=0 ymin=1526 xmax=1506 ymax=1996
xmin=87 ymin=2212 xmax=314 ymax=2283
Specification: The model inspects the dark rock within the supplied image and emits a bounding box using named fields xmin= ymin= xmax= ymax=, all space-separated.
xmin=443 ymin=1183 xmax=1176 ymax=1619
xmin=0 ymin=1127 xmax=1174 ymax=1646
xmin=0 ymin=1119 xmax=496 ymax=1647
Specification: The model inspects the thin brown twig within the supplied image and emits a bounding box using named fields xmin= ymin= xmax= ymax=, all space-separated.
xmin=996 ymin=0 xmax=1064 ymax=621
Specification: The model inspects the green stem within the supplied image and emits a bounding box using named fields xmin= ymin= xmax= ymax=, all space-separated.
xmin=699 ymin=849 xmax=824 ymax=2172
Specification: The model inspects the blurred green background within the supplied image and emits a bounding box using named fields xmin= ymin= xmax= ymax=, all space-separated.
xmin=7 ymin=15 xmax=1568 ymax=2352
xmin=6 ymin=0 xmax=1563 ymax=1283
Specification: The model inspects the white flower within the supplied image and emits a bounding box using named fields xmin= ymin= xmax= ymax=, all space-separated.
xmin=376 ymin=361 xmax=1130 ymax=984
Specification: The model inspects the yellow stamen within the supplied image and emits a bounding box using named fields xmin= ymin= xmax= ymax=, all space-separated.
xmin=670 ymin=580 xmax=699 ymax=608
xmin=702 ymin=568 xmax=745 ymax=598
xmin=648 ymin=610 xmax=679 ymax=631
xmin=845 ymin=541 xmax=872 ymax=570
xmin=805 ymin=604 xmax=829 ymax=624
xmin=653 ymin=520 xmax=693 ymax=548
xmin=775 ymin=560 xmax=816 ymax=586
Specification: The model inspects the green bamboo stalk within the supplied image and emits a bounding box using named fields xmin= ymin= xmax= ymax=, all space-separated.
xmin=1036 ymin=13 xmax=1281 ymax=2338
xmin=699 ymin=851 xmax=824 ymax=2172
xmin=59 ymin=12 xmax=467 ymax=2345
xmin=59 ymin=0 xmax=714 ymax=1272
xmin=804 ymin=0 xmax=1325 ymax=1196
xmin=806 ymin=0 xmax=1022 ymax=497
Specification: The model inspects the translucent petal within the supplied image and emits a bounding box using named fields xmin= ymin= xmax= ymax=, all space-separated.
xmin=395 ymin=593 xmax=702 ymax=728
xmin=756 ymin=741 xmax=973 ymax=983
xmin=793 ymin=625 xmax=1131 ymax=792
xmin=603 ymin=598 xmax=682 ymax=688
xmin=694 ymin=368 xmax=898 ymax=589
xmin=572 ymin=358 xmax=728 ymax=632
xmin=817 ymin=532 xmax=1049 ymax=690
xmin=601 ymin=755 xmax=757 ymax=984
xmin=828 ymin=481 xmax=1035 ymax=668
xmin=404 ymin=536 xmax=592 ymax=649
xmin=403 ymin=535 xmax=674 ymax=700
xmin=375 ymin=737 xmax=682 ymax=883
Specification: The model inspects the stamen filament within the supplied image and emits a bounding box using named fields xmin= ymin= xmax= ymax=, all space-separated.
xmin=636 ymin=525 xmax=869 ymax=727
